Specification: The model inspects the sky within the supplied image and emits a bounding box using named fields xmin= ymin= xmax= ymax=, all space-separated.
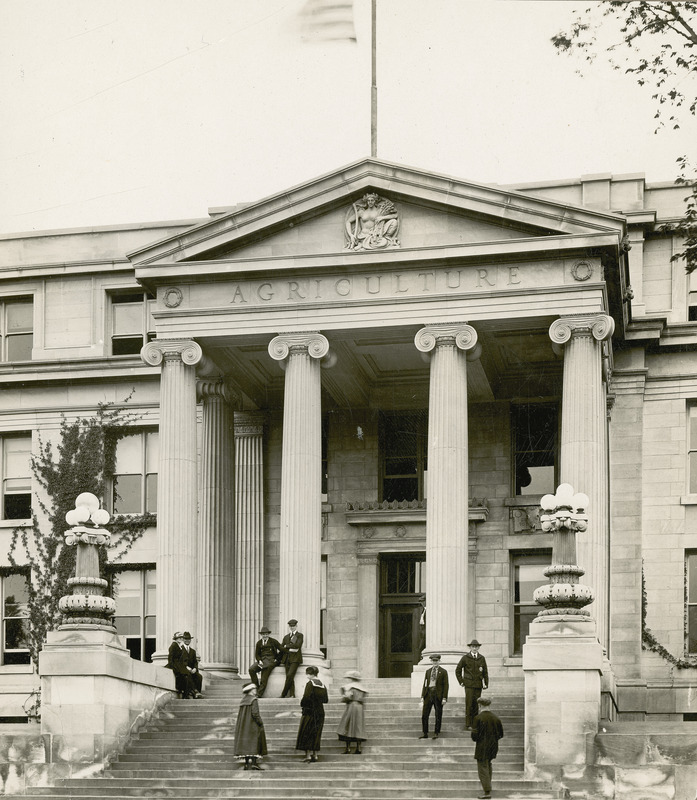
xmin=1 ymin=0 xmax=696 ymax=235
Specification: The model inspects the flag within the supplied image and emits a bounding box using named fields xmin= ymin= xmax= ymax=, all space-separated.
xmin=299 ymin=0 xmax=356 ymax=42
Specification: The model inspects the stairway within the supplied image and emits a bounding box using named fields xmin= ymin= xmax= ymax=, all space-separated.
xmin=20 ymin=677 xmax=560 ymax=799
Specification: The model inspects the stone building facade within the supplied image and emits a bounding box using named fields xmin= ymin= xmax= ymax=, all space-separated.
xmin=0 ymin=159 xmax=695 ymax=719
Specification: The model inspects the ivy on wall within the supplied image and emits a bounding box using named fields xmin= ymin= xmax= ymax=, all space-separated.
xmin=641 ymin=562 xmax=697 ymax=670
xmin=8 ymin=401 xmax=155 ymax=667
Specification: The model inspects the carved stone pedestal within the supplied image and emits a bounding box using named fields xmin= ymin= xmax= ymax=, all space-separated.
xmin=522 ymin=615 xmax=603 ymax=783
xmin=39 ymin=628 xmax=174 ymax=773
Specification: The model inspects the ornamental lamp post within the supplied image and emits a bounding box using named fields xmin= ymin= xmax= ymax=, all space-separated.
xmin=534 ymin=483 xmax=594 ymax=619
xmin=58 ymin=492 xmax=116 ymax=630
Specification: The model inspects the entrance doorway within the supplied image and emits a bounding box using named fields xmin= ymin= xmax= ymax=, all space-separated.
xmin=379 ymin=553 xmax=425 ymax=677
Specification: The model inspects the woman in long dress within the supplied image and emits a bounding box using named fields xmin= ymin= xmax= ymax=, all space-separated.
xmin=234 ymin=683 xmax=268 ymax=770
xmin=295 ymin=665 xmax=328 ymax=762
xmin=336 ymin=670 xmax=368 ymax=754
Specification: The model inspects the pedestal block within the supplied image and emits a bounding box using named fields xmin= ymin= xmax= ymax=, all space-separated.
xmin=523 ymin=616 xmax=603 ymax=782
xmin=39 ymin=628 xmax=174 ymax=772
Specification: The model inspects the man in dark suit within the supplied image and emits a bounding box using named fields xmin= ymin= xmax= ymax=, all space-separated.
xmin=280 ymin=618 xmax=304 ymax=698
xmin=471 ymin=696 xmax=504 ymax=799
xmin=456 ymin=638 xmax=489 ymax=728
xmin=248 ymin=626 xmax=283 ymax=697
xmin=166 ymin=632 xmax=197 ymax=699
xmin=181 ymin=631 xmax=203 ymax=698
xmin=419 ymin=653 xmax=448 ymax=739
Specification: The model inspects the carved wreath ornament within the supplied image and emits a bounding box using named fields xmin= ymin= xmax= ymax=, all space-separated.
xmin=345 ymin=193 xmax=400 ymax=251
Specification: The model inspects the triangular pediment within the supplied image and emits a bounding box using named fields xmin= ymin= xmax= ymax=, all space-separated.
xmin=128 ymin=159 xmax=626 ymax=270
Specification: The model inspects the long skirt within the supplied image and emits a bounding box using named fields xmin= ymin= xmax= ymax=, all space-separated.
xmin=337 ymin=701 xmax=366 ymax=743
xmin=296 ymin=710 xmax=325 ymax=751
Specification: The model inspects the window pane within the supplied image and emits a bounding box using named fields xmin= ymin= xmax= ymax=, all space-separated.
xmin=146 ymin=299 xmax=156 ymax=335
xmin=514 ymin=405 xmax=557 ymax=495
xmin=113 ymin=301 xmax=143 ymax=336
xmin=6 ymin=301 xmax=33 ymax=332
xmin=390 ymin=613 xmax=413 ymax=654
xmin=690 ymin=414 xmax=697 ymax=449
xmin=112 ymin=337 xmax=143 ymax=356
xmin=521 ymin=465 xmax=555 ymax=496
xmin=514 ymin=606 xmax=539 ymax=654
xmin=114 ymin=570 xmax=141 ymax=617
xmin=515 ymin=563 xmax=549 ymax=603
xmin=145 ymin=432 xmax=159 ymax=473
xmin=145 ymin=616 xmax=156 ymax=637
xmin=689 ymin=554 xmax=697 ymax=601
xmin=4 ymin=574 xmax=29 ymax=614
xmin=145 ymin=570 xmax=156 ymax=615
xmin=144 ymin=637 xmax=156 ymax=663
xmin=4 ymin=617 xmax=29 ymax=650
xmin=113 ymin=475 xmax=142 ymax=513
xmin=4 ymin=493 xmax=31 ymax=520
xmin=124 ymin=638 xmax=142 ymax=661
xmin=384 ymin=458 xmax=418 ymax=476
xmin=688 ymin=606 xmax=697 ymax=654
xmin=114 ymin=616 xmax=141 ymax=636
xmin=5 ymin=437 xmax=31 ymax=481
xmin=691 ymin=453 xmax=697 ymax=495
xmin=6 ymin=334 xmax=33 ymax=361
xmin=145 ymin=474 xmax=157 ymax=513
xmin=383 ymin=477 xmax=418 ymax=502
xmin=115 ymin=435 xmax=141 ymax=473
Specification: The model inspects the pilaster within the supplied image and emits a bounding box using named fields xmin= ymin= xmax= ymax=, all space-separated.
xmin=357 ymin=553 xmax=380 ymax=679
xmin=141 ymin=340 xmax=202 ymax=660
xmin=268 ymin=332 xmax=330 ymax=663
xmin=549 ymin=314 xmax=614 ymax=650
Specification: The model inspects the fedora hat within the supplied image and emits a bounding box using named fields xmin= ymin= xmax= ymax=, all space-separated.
xmin=182 ymin=631 xmax=192 ymax=640
xmin=259 ymin=626 xmax=271 ymax=635
xmin=467 ymin=639 xmax=482 ymax=647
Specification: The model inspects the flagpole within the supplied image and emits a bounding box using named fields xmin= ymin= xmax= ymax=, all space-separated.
xmin=371 ymin=0 xmax=377 ymax=158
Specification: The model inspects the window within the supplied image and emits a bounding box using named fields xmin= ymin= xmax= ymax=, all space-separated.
xmin=2 ymin=571 xmax=30 ymax=665
xmin=511 ymin=551 xmax=551 ymax=655
xmin=110 ymin=291 xmax=155 ymax=356
xmin=688 ymin=552 xmax=697 ymax=655
xmin=382 ymin=555 xmax=426 ymax=595
xmin=689 ymin=408 xmax=697 ymax=495
xmin=512 ymin=404 xmax=558 ymax=496
xmin=320 ymin=556 xmax=327 ymax=658
xmin=0 ymin=298 xmax=32 ymax=362
xmin=112 ymin=431 xmax=158 ymax=514
xmin=321 ymin=414 xmax=329 ymax=501
xmin=689 ymin=292 xmax=697 ymax=322
xmin=379 ymin=411 xmax=428 ymax=502
xmin=111 ymin=567 xmax=156 ymax=662
xmin=1 ymin=435 xmax=31 ymax=520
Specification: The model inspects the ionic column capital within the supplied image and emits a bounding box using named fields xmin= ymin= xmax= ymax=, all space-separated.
xmin=234 ymin=412 xmax=265 ymax=438
xmin=549 ymin=315 xmax=615 ymax=348
xmin=414 ymin=323 xmax=480 ymax=360
xmin=141 ymin=339 xmax=203 ymax=367
xmin=196 ymin=378 xmax=241 ymax=408
xmin=268 ymin=332 xmax=330 ymax=363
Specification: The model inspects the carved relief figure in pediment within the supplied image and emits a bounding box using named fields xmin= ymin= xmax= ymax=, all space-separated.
xmin=345 ymin=192 xmax=400 ymax=251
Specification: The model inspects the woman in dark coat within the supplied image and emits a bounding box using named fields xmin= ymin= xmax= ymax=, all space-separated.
xmin=234 ymin=683 xmax=268 ymax=770
xmin=336 ymin=670 xmax=368 ymax=754
xmin=295 ymin=666 xmax=328 ymax=762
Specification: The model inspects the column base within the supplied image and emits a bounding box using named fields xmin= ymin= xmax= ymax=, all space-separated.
xmin=200 ymin=663 xmax=240 ymax=679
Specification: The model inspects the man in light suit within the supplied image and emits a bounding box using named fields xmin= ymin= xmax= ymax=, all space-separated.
xmin=280 ymin=618 xmax=304 ymax=698
xmin=419 ymin=653 xmax=448 ymax=739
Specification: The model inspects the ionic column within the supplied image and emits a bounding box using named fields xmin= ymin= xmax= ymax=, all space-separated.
xmin=268 ymin=332 xmax=329 ymax=663
xmin=197 ymin=379 xmax=237 ymax=673
xmin=141 ymin=340 xmax=202 ymax=660
xmin=234 ymin=413 xmax=265 ymax=677
xmin=414 ymin=324 xmax=480 ymax=663
xmin=549 ymin=314 xmax=614 ymax=649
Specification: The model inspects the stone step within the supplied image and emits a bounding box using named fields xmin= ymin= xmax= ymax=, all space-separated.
xmin=103 ymin=766 xmax=527 ymax=779
xmin=113 ymin=756 xmax=524 ymax=768
xmin=24 ymin=793 xmax=557 ymax=800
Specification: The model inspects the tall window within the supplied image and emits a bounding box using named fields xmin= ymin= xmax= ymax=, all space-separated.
xmin=320 ymin=556 xmax=327 ymax=658
xmin=2 ymin=571 xmax=30 ymax=665
xmin=110 ymin=291 xmax=155 ymax=356
xmin=379 ymin=411 xmax=428 ymax=502
xmin=112 ymin=567 xmax=156 ymax=662
xmin=1 ymin=298 xmax=32 ymax=362
xmin=512 ymin=551 xmax=551 ymax=655
xmin=112 ymin=431 xmax=158 ymax=514
xmin=1 ymin=435 xmax=31 ymax=521
xmin=688 ymin=552 xmax=697 ymax=655
xmin=512 ymin=404 xmax=558 ymax=496
xmin=688 ymin=407 xmax=697 ymax=494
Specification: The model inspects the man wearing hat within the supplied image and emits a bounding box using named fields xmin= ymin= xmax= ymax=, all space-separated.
xmin=456 ymin=639 xmax=489 ymax=729
xmin=280 ymin=619 xmax=304 ymax=698
xmin=166 ymin=632 xmax=196 ymax=699
xmin=471 ymin=695 xmax=504 ymax=799
xmin=248 ymin=626 xmax=283 ymax=697
xmin=180 ymin=631 xmax=203 ymax=698
xmin=419 ymin=653 xmax=448 ymax=739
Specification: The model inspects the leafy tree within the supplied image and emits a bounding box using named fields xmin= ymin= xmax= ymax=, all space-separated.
xmin=8 ymin=402 xmax=155 ymax=667
xmin=552 ymin=2 xmax=697 ymax=272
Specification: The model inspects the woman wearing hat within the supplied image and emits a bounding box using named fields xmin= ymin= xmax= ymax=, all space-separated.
xmin=295 ymin=665 xmax=328 ymax=762
xmin=234 ymin=684 xmax=268 ymax=770
xmin=336 ymin=670 xmax=368 ymax=754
